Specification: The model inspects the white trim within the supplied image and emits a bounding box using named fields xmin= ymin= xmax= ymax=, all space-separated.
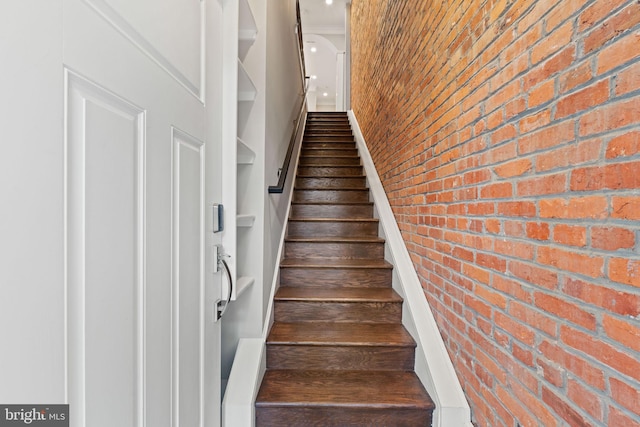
xmin=348 ymin=110 xmax=473 ymax=427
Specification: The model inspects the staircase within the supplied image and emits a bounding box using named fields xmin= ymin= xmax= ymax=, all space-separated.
xmin=255 ymin=112 xmax=435 ymax=426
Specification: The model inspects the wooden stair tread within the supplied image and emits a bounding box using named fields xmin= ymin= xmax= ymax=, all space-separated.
xmin=280 ymin=258 xmax=392 ymax=268
xmin=285 ymin=236 xmax=384 ymax=243
xmin=256 ymin=370 xmax=434 ymax=409
xmin=288 ymin=217 xmax=378 ymax=223
xmin=275 ymin=287 xmax=402 ymax=303
xmin=291 ymin=200 xmax=372 ymax=205
xmin=267 ymin=322 xmax=415 ymax=346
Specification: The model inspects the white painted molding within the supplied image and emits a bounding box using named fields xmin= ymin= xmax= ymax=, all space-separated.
xmin=83 ymin=0 xmax=204 ymax=100
xmin=348 ymin=110 xmax=473 ymax=427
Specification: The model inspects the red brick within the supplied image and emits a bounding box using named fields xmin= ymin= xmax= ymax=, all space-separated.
xmin=509 ymin=301 xmax=557 ymax=336
xmin=567 ymin=379 xmax=604 ymax=421
xmin=556 ymin=79 xmax=610 ymax=119
xmin=495 ymin=384 xmax=538 ymax=427
xmin=546 ymin=0 xmax=588 ymax=32
xmin=609 ymin=406 xmax=640 ymax=427
xmin=494 ymin=158 xmax=532 ymax=178
xmin=578 ymin=0 xmax=630 ymax=31
xmin=475 ymin=283 xmax=507 ymax=309
xmin=597 ymin=32 xmax=640 ymax=75
xmin=536 ymin=138 xmax=602 ymax=172
xmin=579 ymin=96 xmax=640 ymax=136
xmin=540 ymin=339 xmax=606 ymax=390
xmin=591 ymin=226 xmax=635 ymax=251
xmin=534 ymin=291 xmax=596 ymax=330
xmin=504 ymin=220 xmax=525 ymax=238
xmin=606 ymin=131 xmax=640 ymax=159
xmin=526 ymin=222 xmax=550 ymax=241
xmin=561 ymin=325 xmax=640 ymax=382
xmin=543 ymin=386 xmax=592 ymax=427
xmin=497 ymin=201 xmax=536 ymax=217
xmin=495 ymin=311 xmax=536 ymax=346
xmin=480 ymin=182 xmax=512 ymax=199
xmin=559 ymin=61 xmax=593 ymax=94
xmin=519 ymin=109 xmax=551 ymax=133
xmin=609 ymin=258 xmax=640 ymax=288
xmin=610 ymin=377 xmax=640 ymax=417
xmin=523 ymin=46 xmax=576 ymax=90
xmin=516 ymin=173 xmax=566 ymax=197
xmin=494 ymin=275 xmax=532 ymax=303
xmin=563 ymin=277 xmax=640 ymax=317
xmin=539 ymin=196 xmax=608 ymax=219
xmin=616 ymin=61 xmax=640 ymax=96
xmin=519 ymin=121 xmax=575 ymax=154
xmin=570 ymin=161 xmax=640 ymax=191
xmin=495 ymin=239 xmax=535 ymax=260
xmin=604 ymin=314 xmax=640 ymax=353
xmin=553 ymin=224 xmax=587 ymax=247
xmin=509 ymin=377 xmax=557 ymax=426
xmin=477 ymin=252 xmax=507 ymax=273
xmin=531 ymin=21 xmax=574 ymax=65
xmin=538 ymin=246 xmax=604 ymax=278
xmin=509 ymin=260 xmax=558 ymax=290
xmin=485 ymin=218 xmax=501 ymax=234
xmin=612 ymin=196 xmax=640 ymax=220
xmin=528 ymin=79 xmax=555 ymax=108
xmin=537 ymin=358 xmax=564 ymax=387
xmin=584 ymin=3 xmax=640 ymax=54
xmin=491 ymin=124 xmax=517 ymax=145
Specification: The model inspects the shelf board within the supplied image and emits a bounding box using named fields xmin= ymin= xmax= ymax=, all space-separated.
xmin=238 ymin=59 xmax=256 ymax=102
xmin=236 ymin=214 xmax=255 ymax=228
xmin=239 ymin=0 xmax=257 ymax=35
xmin=237 ymin=137 xmax=255 ymax=164
xmin=238 ymin=30 xmax=257 ymax=61
xmin=234 ymin=276 xmax=255 ymax=300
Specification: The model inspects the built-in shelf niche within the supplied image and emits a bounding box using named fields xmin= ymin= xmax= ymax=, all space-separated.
xmin=238 ymin=60 xmax=256 ymax=102
xmin=237 ymin=137 xmax=255 ymax=164
xmin=236 ymin=214 xmax=255 ymax=228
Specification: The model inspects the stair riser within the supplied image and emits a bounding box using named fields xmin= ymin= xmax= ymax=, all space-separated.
xmin=279 ymin=267 xmax=391 ymax=288
xmin=296 ymin=166 xmax=363 ymax=176
xmin=256 ymin=408 xmax=431 ymax=427
xmin=301 ymin=149 xmax=358 ymax=157
xmin=293 ymin=189 xmax=370 ymax=202
xmin=284 ymin=241 xmax=384 ymax=259
xmin=303 ymin=137 xmax=355 ymax=143
xmin=295 ymin=177 xmax=366 ymax=188
xmin=287 ymin=221 xmax=378 ymax=237
xmin=299 ymin=157 xmax=360 ymax=166
xmin=266 ymin=345 xmax=414 ymax=371
xmin=274 ymin=301 xmax=402 ymax=323
xmin=290 ymin=203 xmax=373 ymax=218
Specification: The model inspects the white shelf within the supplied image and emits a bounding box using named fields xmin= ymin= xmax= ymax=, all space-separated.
xmin=239 ymin=0 xmax=257 ymax=35
xmin=238 ymin=60 xmax=256 ymax=102
xmin=238 ymin=30 xmax=257 ymax=61
xmin=237 ymin=137 xmax=255 ymax=164
xmin=235 ymin=276 xmax=255 ymax=300
xmin=236 ymin=214 xmax=255 ymax=228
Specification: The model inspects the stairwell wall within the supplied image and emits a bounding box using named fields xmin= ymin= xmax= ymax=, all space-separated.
xmin=350 ymin=1 xmax=640 ymax=426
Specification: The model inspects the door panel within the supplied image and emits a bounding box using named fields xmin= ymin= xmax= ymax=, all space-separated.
xmin=172 ymin=130 xmax=206 ymax=427
xmin=66 ymin=73 xmax=145 ymax=427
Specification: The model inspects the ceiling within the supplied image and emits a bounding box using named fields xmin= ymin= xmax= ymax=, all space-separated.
xmin=299 ymin=0 xmax=348 ymax=107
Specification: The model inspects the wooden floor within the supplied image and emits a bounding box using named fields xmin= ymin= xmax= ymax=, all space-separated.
xmin=255 ymin=111 xmax=435 ymax=426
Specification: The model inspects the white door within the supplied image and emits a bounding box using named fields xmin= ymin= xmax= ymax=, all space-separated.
xmin=0 ymin=1 xmax=222 ymax=426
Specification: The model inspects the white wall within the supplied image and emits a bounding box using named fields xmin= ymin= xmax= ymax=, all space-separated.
xmin=264 ymin=0 xmax=304 ymax=314
xmin=0 ymin=1 xmax=65 ymax=403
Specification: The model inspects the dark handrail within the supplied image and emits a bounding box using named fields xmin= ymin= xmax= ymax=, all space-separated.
xmin=268 ymin=0 xmax=308 ymax=194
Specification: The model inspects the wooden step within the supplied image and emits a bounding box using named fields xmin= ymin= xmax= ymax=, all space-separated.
xmin=297 ymin=166 xmax=363 ymax=176
xmin=293 ymin=188 xmax=370 ymax=202
xmin=274 ymin=287 xmax=403 ymax=323
xmin=301 ymin=148 xmax=358 ymax=157
xmin=279 ymin=258 xmax=392 ymax=288
xmin=255 ymin=370 xmax=434 ymax=426
xmin=266 ymin=322 xmax=416 ymax=371
xmin=299 ymin=156 xmax=360 ymax=166
xmin=295 ymin=176 xmax=366 ymax=189
xmin=284 ymin=236 xmax=385 ymax=259
xmin=290 ymin=201 xmax=374 ymax=219
xmin=287 ymin=218 xmax=378 ymax=237
xmin=303 ymin=136 xmax=355 ymax=143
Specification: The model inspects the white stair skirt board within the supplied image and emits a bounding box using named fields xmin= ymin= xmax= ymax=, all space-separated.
xmin=348 ymin=110 xmax=472 ymax=427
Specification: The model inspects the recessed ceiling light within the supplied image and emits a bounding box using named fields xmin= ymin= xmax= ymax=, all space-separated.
xmin=326 ymin=0 xmax=333 ymax=4
xmin=311 ymin=75 xmax=317 ymax=79
xmin=323 ymin=92 xmax=328 ymax=97
xmin=310 ymin=46 xmax=317 ymax=53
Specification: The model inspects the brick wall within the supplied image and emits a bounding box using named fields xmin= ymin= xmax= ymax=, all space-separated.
xmin=350 ymin=1 xmax=640 ymax=426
